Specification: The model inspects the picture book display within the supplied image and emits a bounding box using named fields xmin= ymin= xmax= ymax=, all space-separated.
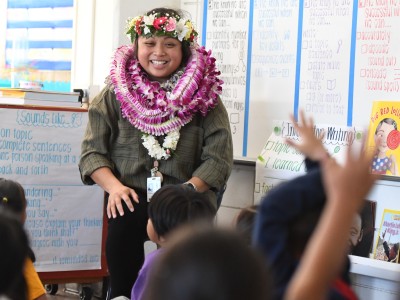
xmin=373 ymin=209 xmax=400 ymax=263
xmin=367 ymin=101 xmax=400 ymax=177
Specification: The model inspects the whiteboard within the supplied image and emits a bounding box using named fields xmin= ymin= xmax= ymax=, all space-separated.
xmin=203 ymin=0 xmax=400 ymax=159
xmin=0 ymin=106 xmax=104 ymax=272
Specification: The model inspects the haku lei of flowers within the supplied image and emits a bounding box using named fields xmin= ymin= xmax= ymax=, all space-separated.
xmin=126 ymin=11 xmax=198 ymax=44
xmin=109 ymin=43 xmax=223 ymax=159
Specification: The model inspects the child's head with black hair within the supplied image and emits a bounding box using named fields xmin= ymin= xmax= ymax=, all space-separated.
xmin=0 ymin=207 xmax=29 ymax=299
xmin=348 ymin=212 xmax=363 ymax=255
xmin=147 ymin=184 xmax=216 ymax=245
xmin=288 ymin=208 xmax=322 ymax=259
xmin=143 ymin=227 xmax=272 ymax=300
xmin=0 ymin=177 xmax=36 ymax=261
xmin=234 ymin=204 xmax=259 ymax=245
xmin=0 ymin=177 xmax=27 ymax=221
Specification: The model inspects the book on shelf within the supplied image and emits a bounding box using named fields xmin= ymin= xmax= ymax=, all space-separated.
xmin=367 ymin=100 xmax=400 ymax=177
xmin=373 ymin=208 xmax=400 ymax=263
xmin=0 ymin=88 xmax=82 ymax=105
xmin=0 ymin=97 xmax=82 ymax=108
xmin=350 ymin=200 xmax=377 ymax=258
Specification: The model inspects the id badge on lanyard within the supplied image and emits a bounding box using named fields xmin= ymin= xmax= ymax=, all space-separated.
xmin=147 ymin=160 xmax=163 ymax=202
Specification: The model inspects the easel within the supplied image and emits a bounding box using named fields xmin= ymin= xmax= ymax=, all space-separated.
xmin=0 ymin=104 xmax=108 ymax=299
xmin=39 ymin=205 xmax=108 ymax=299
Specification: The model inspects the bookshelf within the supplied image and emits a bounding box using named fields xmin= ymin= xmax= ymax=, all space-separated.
xmin=350 ymin=255 xmax=400 ymax=282
xmin=347 ymin=178 xmax=400 ymax=298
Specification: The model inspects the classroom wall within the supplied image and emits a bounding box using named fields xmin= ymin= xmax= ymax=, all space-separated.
xmin=70 ymin=1 xmax=400 ymax=298
xmin=92 ymin=0 xmax=179 ymax=89
xmin=217 ymin=162 xmax=256 ymax=228
xmin=201 ymin=0 xmax=400 ymax=160
xmin=71 ymin=0 xmax=180 ymax=98
xmin=201 ymin=1 xmax=400 ymax=298
xmin=0 ymin=0 xmax=7 ymax=72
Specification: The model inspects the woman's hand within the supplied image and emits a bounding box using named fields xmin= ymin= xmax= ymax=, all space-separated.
xmin=90 ymin=167 xmax=139 ymax=218
xmin=107 ymin=184 xmax=139 ymax=218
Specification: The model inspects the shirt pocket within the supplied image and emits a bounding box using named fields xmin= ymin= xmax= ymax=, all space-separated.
xmin=112 ymin=121 xmax=140 ymax=159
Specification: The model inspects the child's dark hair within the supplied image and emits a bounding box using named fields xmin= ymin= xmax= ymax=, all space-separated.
xmin=0 ymin=177 xmax=26 ymax=214
xmin=0 ymin=177 xmax=35 ymax=261
xmin=148 ymin=184 xmax=216 ymax=238
xmin=288 ymin=208 xmax=322 ymax=259
xmin=235 ymin=204 xmax=259 ymax=245
xmin=143 ymin=228 xmax=272 ymax=300
xmin=133 ymin=7 xmax=192 ymax=67
xmin=352 ymin=201 xmax=376 ymax=257
xmin=0 ymin=207 xmax=29 ymax=299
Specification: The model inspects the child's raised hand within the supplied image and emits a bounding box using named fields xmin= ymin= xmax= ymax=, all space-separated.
xmin=285 ymin=110 xmax=328 ymax=161
xmin=284 ymin=133 xmax=379 ymax=300
xmin=321 ymin=137 xmax=378 ymax=212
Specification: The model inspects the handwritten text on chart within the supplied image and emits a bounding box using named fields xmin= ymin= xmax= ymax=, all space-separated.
xmin=357 ymin=1 xmax=400 ymax=94
xmin=0 ymin=108 xmax=105 ymax=270
xmin=16 ymin=110 xmax=83 ymax=128
xmin=253 ymin=0 xmax=297 ymax=79
xmin=0 ymin=127 xmax=76 ymax=175
xmin=206 ymin=0 xmax=249 ymax=143
xmin=0 ymin=112 xmax=81 ymax=176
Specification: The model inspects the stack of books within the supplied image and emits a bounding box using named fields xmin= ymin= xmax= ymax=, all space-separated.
xmin=0 ymin=88 xmax=82 ymax=108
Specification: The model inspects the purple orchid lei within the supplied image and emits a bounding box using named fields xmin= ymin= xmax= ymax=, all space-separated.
xmin=109 ymin=43 xmax=223 ymax=137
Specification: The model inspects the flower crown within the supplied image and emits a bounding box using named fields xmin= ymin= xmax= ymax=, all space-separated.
xmin=126 ymin=11 xmax=198 ymax=44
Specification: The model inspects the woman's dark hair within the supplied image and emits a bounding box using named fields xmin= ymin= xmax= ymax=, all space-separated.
xmin=0 ymin=207 xmax=29 ymax=299
xmin=143 ymin=228 xmax=272 ymax=300
xmin=133 ymin=8 xmax=192 ymax=67
xmin=148 ymin=184 xmax=216 ymax=238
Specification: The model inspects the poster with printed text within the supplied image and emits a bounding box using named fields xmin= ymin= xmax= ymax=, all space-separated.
xmin=254 ymin=120 xmax=363 ymax=203
xmin=373 ymin=208 xmax=400 ymax=263
xmin=367 ymin=100 xmax=400 ymax=177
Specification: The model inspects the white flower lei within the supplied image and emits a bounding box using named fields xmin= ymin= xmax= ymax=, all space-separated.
xmin=142 ymin=130 xmax=180 ymax=160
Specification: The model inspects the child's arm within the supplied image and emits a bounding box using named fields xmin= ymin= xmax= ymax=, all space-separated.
xmin=284 ymin=136 xmax=378 ymax=300
xmin=285 ymin=110 xmax=328 ymax=162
